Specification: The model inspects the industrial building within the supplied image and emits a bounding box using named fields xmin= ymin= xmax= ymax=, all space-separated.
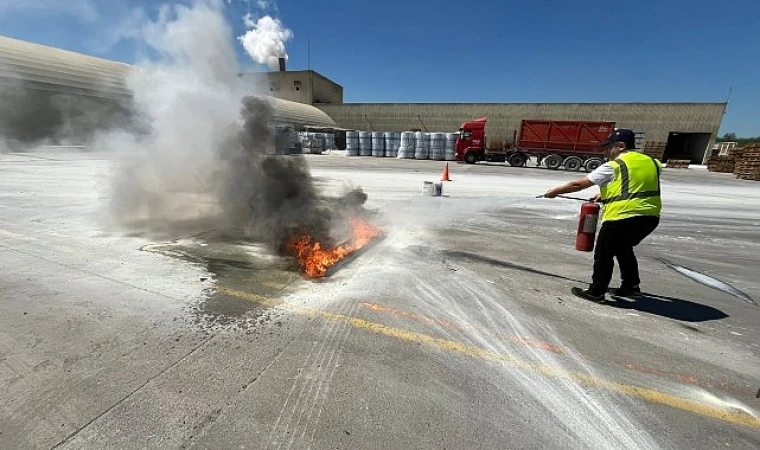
xmin=0 ymin=36 xmax=335 ymax=149
xmin=252 ymin=63 xmax=726 ymax=164
xmin=239 ymin=60 xmax=344 ymax=105
xmin=315 ymin=102 xmax=726 ymax=163
xmin=1 ymin=35 xmax=726 ymax=163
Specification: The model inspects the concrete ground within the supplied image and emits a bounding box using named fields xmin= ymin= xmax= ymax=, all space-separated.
xmin=1 ymin=151 xmax=759 ymax=449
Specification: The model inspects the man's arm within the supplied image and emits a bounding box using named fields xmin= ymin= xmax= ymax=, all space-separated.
xmin=543 ymin=176 xmax=595 ymax=198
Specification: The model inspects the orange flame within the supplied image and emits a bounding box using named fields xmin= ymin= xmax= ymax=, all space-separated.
xmin=286 ymin=218 xmax=383 ymax=278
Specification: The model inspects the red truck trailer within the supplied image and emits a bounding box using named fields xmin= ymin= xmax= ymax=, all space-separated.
xmin=455 ymin=118 xmax=615 ymax=172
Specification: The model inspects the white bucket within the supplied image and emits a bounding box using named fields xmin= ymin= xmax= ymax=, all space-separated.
xmin=422 ymin=181 xmax=443 ymax=197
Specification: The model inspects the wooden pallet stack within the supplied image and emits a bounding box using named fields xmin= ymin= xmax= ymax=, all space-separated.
xmin=666 ymin=159 xmax=690 ymax=169
xmin=728 ymin=146 xmax=748 ymax=162
xmin=707 ymin=155 xmax=735 ymax=173
xmin=734 ymin=145 xmax=760 ymax=181
xmin=643 ymin=141 xmax=666 ymax=160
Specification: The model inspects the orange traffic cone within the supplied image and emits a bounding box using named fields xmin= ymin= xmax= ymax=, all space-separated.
xmin=441 ymin=162 xmax=451 ymax=181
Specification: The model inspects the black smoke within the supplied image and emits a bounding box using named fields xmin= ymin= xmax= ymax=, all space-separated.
xmin=216 ymin=96 xmax=367 ymax=252
xmin=0 ymin=84 xmax=136 ymax=151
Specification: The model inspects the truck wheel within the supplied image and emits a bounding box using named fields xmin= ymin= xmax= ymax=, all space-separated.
xmin=585 ymin=158 xmax=603 ymax=172
xmin=563 ymin=156 xmax=583 ymax=171
xmin=508 ymin=153 xmax=527 ymax=167
xmin=544 ymin=154 xmax=562 ymax=170
xmin=464 ymin=152 xmax=478 ymax=164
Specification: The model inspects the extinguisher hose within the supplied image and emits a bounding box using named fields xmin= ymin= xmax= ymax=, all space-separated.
xmin=536 ymin=194 xmax=594 ymax=202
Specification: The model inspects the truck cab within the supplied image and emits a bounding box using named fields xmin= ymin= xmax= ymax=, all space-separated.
xmin=455 ymin=117 xmax=487 ymax=164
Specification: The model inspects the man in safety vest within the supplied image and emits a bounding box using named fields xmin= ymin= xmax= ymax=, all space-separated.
xmin=543 ymin=129 xmax=662 ymax=302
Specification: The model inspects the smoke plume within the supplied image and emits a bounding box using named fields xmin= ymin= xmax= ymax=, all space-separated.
xmin=104 ymin=0 xmax=365 ymax=253
xmin=238 ymin=14 xmax=293 ymax=70
xmin=0 ymin=54 xmax=134 ymax=152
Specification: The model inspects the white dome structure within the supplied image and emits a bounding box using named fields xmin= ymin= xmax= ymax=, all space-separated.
xmin=0 ymin=35 xmax=336 ymax=148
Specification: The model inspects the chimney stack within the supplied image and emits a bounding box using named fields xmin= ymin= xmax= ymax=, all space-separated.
xmin=278 ymin=57 xmax=286 ymax=72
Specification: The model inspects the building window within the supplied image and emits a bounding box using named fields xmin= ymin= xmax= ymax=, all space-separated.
xmin=294 ymin=81 xmax=301 ymax=91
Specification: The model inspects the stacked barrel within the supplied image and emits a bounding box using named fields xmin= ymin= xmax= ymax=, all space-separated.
xmin=397 ymin=132 xmax=415 ymax=159
xmin=359 ymin=132 xmax=372 ymax=156
xmin=346 ymin=131 xmax=360 ymax=156
xmin=343 ymin=130 xmax=457 ymax=161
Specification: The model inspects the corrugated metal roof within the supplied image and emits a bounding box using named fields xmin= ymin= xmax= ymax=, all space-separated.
xmin=0 ymin=35 xmax=336 ymax=128
xmin=0 ymin=36 xmax=132 ymax=99
xmin=268 ymin=97 xmax=336 ymax=128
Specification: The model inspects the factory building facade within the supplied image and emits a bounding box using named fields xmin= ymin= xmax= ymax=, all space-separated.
xmin=255 ymin=70 xmax=727 ymax=164
xmin=314 ymin=102 xmax=727 ymax=163
xmin=239 ymin=70 xmax=343 ymax=105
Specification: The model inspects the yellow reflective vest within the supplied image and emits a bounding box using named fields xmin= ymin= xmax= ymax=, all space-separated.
xmin=599 ymin=152 xmax=662 ymax=222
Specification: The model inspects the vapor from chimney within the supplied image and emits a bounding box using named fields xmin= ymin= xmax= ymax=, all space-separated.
xmin=278 ymin=57 xmax=286 ymax=72
xmin=238 ymin=15 xmax=293 ymax=71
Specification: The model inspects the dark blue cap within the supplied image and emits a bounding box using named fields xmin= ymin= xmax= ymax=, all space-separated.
xmin=602 ymin=129 xmax=636 ymax=150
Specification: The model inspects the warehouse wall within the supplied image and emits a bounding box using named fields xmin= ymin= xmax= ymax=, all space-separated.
xmin=316 ymin=103 xmax=727 ymax=161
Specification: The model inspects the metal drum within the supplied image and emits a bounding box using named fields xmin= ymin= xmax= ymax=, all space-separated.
xmin=398 ymin=131 xmax=415 ymax=159
xmin=444 ymin=133 xmax=457 ymax=161
xmin=392 ymin=132 xmax=401 ymax=157
xmin=430 ymin=133 xmax=445 ymax=161
xmin=346 ymin=131 xmax=360 ymax=156
xmin=299 ymin=132 xmax=323 ymax=154
xmin=384 ymin=132 xmax=397 ymax=158
xmin=309 ymin=132 xmax=324 ymax=154
xmin=414 ymin=131 xmax=428 ymax=160
xmin=323 ymin=133 xmax=336 ymax=150
xmin=359 ymin=131 xmax=372 ymax=156
xmin=372 ymin=131 xmax=385 ymax=157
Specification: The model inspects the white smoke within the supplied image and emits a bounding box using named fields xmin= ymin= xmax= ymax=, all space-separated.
xmin=238 ymin=14 xmax=293 ymax=70
xmin=101 ymin=0 xmax=367 ymax=251
xmin=99 ymin=0 xmax=245 ymax=235
xmin=139 ymin=1 xmax=240 ymax=86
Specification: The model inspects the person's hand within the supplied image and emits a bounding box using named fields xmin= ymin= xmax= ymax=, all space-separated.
xmin=543 ymin=190 xmax=557 ymax=199
xmin=590 ymin=193 xmax=601 ymax=203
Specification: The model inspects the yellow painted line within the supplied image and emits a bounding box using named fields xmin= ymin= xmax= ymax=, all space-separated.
xmin=358 ymin=301 xmax=564 ymax=354
xmin=221 ymin=286 xmax=760 ymax=429
xmin=260 ymin=280 xmax=299 ymax=291
xmin=218 ymin=287 xmax=281 ymax=308
xmin=359 ymin=301 xmax=473 ymax=332
xmin=625 ymin=363 xmax=699 ymax=385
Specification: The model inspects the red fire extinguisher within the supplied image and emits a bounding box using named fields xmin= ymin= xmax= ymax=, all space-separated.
xmin=576 ymin=201 xmax=600 ymax=252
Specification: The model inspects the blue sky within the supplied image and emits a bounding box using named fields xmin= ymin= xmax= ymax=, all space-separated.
xmin=1 ymin=0 xmax=758 ymax=135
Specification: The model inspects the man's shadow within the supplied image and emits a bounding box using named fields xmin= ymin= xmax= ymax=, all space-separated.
xmin=606 ymin=292 xmax=728 ymax=322
xmin=441 ymin=250 xmax=586 ymax=283
xmin=440 ymin=250 xmax=728 ymax=323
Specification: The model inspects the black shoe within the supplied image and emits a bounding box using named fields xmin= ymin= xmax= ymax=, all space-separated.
xmin=571 ymin=287 xmax=606 ymax=303
xmin=611 ymin=286 xmax=641 ymax=297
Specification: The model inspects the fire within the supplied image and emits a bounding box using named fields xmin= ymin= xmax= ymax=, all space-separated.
xmin=286 ymin=218 xmax=383 ymax=278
